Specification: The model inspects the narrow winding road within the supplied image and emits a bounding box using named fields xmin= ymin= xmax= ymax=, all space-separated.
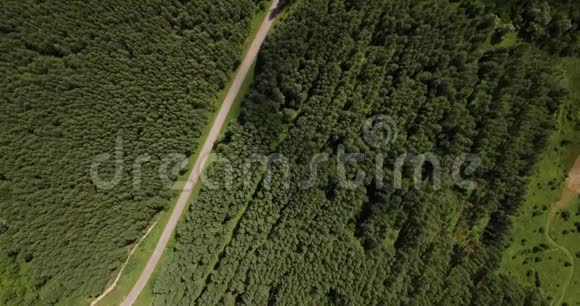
xmin=120 ymin=1 xmax=280 ymax=305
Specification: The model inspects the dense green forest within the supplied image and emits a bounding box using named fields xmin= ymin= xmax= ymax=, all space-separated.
xmin=152 ymin=0 xmax=578 ymax=305
xmin=1 ymin=0 xmax=578 ymax=305
xmin=0 ymin=0 xmax=266 ymax=304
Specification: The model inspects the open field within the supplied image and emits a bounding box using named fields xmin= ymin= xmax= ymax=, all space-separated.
xmin=500 ymin=57 xmax=580 ymax=305
xmin=552 ymin=195 xmax=580 ymax=305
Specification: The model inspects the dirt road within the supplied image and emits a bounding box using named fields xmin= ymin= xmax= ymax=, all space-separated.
xmin=91 ymin=221 xmax=158 ymax=306
xmin=546 ymin=156 xmax=580 ymax=306
xmin=120 ymin=1 xmax=280 ymax=305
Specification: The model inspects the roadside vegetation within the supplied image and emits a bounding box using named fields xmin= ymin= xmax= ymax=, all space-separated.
xmin=95 ymin=9 xmax=269 ymax=304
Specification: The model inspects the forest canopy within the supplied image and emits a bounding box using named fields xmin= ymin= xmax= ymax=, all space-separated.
xmin=1 ymin=0 xmax=578 ymax=305
xmin=0 ymin=0 xmax=265 ymax=304
xmin=152 ymin=0 xmax=572 ymax=305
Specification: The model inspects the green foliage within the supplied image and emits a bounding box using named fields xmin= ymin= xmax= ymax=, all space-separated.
xmin=152 ymin=0 xmax=566 ymax=304
xmin=0 ymin=0 xmax=265 ymax=304
xmin=2 ymin=0 xmax=576 ymax=304
xmin=475 ymin=0 xmax=580 ymax=55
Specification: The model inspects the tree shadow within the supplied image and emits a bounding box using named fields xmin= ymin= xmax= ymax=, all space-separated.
xmin=269 ymin=1 xmax=287 ymax=20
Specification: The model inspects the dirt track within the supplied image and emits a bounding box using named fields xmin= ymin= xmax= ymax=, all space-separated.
xmin=91 ymin=221 xmax=158 ymax=306
xmin=556 ymin=157 xmax=580 ymax=210
xmin=546 ymin=156 xmax=580 ymax=306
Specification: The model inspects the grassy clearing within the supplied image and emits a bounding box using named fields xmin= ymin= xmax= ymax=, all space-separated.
xmin=552 ymin=196 xmax=580 ymax=304
xmin=500 ymin=57 xmax=580 ymax=305
xmin=497 ymin=32 xmax=517 ymax=48
xmin=93 ymin=3 xmax=270 ymax=305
